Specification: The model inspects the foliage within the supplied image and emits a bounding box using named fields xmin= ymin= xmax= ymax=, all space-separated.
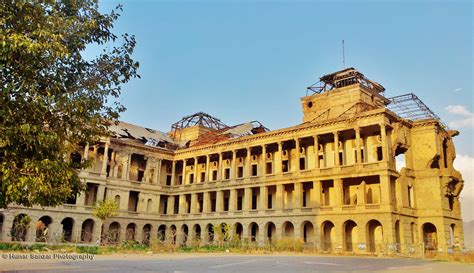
xmin=10 ymin=214 xmax=31 ymax=241
xmin=0 ymin=0 xmax=140 ymax=208
xmin=92 ymin=198 xmax=119 ymax=221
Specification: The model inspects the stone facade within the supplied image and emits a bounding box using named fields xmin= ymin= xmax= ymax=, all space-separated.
xmin=0 ymin=68 xmax=464 ymax=255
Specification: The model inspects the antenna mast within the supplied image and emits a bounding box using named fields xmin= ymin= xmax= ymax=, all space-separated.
xmin=342 ymin=40 xmax=345 ymax=68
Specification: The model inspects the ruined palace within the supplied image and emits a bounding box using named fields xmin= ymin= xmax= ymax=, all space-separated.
xmin=0 ymin=68 xmax=465 ymax=255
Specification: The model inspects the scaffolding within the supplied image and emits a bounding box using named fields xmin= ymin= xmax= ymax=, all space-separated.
xmin=306 ymin=67 xmax=385 ymax=95
xmin=387 ymin=93 xmax=447 ymax=129
xmin=171 ymin=112 xmax=228 ymax=132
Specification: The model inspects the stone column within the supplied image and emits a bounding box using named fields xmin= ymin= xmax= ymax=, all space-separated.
xmin=191 ymin=193 xmax=198 ymax=214
xmin=314 ymin=136 xmax=320 ymax=169
xmin=182 ymin=159 xmax=187 ymax=185
xmin=229 ymin=189 xmax=237 ymax=211
xmin=245 ymin=148 xmax=251 ymax=177
xmin=313 ymin=180 xmax=321 ymax=207
xmin=178 ymin=195 xmax=186 ymax=214
xmin=276 ymin=184 xmax=284 ymax=210
xmin=156 ymin=159 xmax=162 ymax=184
xmin=295 ymin=138 xmax=300 ymax=171
xmin=334 ymin=178 xmax=343 ymax=206
xmin=293 ymin=182 xmax=302 ymax=209
xmin=261 ymin=145 xmax=266 ymax=176
xmin=231 ymin=150 xmax=237 ymax=179
xmin=216 ymin=190 xmax=223 ymax=212
xmin=83 ymin=143 xmax=90 ymax=162
xmin=101 ymin=142 xmax=109 ymax=176
xmin=244 ymin=188 xmax=252 ymax=211
xmin=260 ymin=186 xmax=268 ymax=210
xmin=334 ymin=132 xmax=340 ymax=166
xmin=203 ymin=192 xmax=210 ymax=213
xmin=217 ymin=153 xmax=223 ymax=181
xmin=205 ymin=155 xmax=210 ymax=182
xmin=97 ymin=184 xmax=106 ymax=202
xmin=171 ymin=161 xmax=176 ymax=186
xmin=380 ymin=123 xmax=388 ymax=162
xmin=276 ymin=142 xmax=283 ymax=173
xmin=380 ymin=174 xmax=392 ymax=206
xmin=355 ymin=127 xmax=362 ymax=164
xmin=167 ymin=196 xmax=175 ymax=215
xmin=193 ymin=157 xmax=198 ymax=183
xmin=357 ymin=181 xmax=367 ymax=206
xmin=125 ymin=153 xmax=131 ymax=181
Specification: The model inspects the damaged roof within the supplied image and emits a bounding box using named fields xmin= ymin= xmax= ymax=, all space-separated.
xmin=108 ymin=121 xmax=176 ymax=149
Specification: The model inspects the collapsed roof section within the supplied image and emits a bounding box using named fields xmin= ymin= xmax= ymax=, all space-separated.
xmin=108 ymin=121 xmax=176 ymax=149
xmin=307 ymin=67 xmax=385 ymax=95
xmin=189 ymin=121 xmax=270 ymax=147
xmin=387 ymin=93 xmax=448 ymax=129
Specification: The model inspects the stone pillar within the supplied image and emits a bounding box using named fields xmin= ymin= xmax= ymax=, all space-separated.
xmin=229 ymin=189 xmax=237 ymax=211
xmin=245 ymin=148 xmax=251 ymax=177
xmin=97 ymin=184 xmax=106 ymax=202
xmin=203 ymin=192 xmax=210 ymax=213
xmin=334 ymin=132 xmax=340 ymax=166
xmin=357 ymin=181 xmax=366 ymax=206
xmin=217 ymin=153 xmax=223 ymax=181
xmin=77 ymin=192 xmax=86 ymax=206
xmin=193 ymin=157 xmax=198 ymax=183
xmin=314 ymin=136 xmax=320 ymax=169
xmin=313 ymin=180 xmax=321 ymax=207
xmin=182 ymin=159 xmax=187 ymax=185
xmin=216 ymin=190 xmax=223 ymax=212
xmin=156 ymin=159 xmax=162 ymax=184
xmin=380 ymin=174 xmax=392 ymax=206
xmin=295 ymin=138 xmax=300 ymax=171
xmin=181 ymin=195 xmax=189 ymax=214
xmin=261 ymin=145 xmax=266 ymax=176
xmin=293 ymin=182 xmax=302 ymax=209
xmin=380 ymin=123 xmax=388 ymax=162
xmin=191 ymin=193 xmax=198 ymax=214
xmin=260 ymin=185 xmax=268 ymax=210
xmin=205 ymin=155 xmax=210 ymax=182
xmin=171 ymin=161 xmax=176 ymax=186
xmin=167 ymin=196 xmax=175 ymax=215
xmin=125 ymin=153 xmax=131 ymax=181
xmin=355 ymin=127 xmax=362 ymax=164
xmin=231 ymin=150 xmax=237 ymax=179
xmin=334 ymin=178 xmax=343 ymax=206
xmin=276 ymin=142 xmax=283 ymax=173
xmin=244 ymin=188 xmax=252 ymax=211
xmin=276 ymin=184 xmax=284 ymax=210
xmin=101 ymin=142 xmax=109 ymax=175
xmin=83 ymin=143 xmax=90 ymax=162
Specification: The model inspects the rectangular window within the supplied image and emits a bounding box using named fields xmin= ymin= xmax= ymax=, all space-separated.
xmin=377 ymin=147 xmax=383 ymax=161
xmin=224 ymin=168 xmax=230 ymax=180
xmin=237 ymin=166 xmax=244 ymax=178
xmin=189 ymin=173 xmax=194 ymax=184
xmin=200 ymin=172 xmax=205 ymax=182
xmin=251 ymin=164 xmax=258 ymax=176
xmin=282 ymin=160 xmax=289 ymax=172
xmin=166 ymin=175 xmax=171 ymax=186
xmin=299 ymin=158 xmax=305 ymax=170
xmin=212 ymin=170 xmax=218 ymax=181
xmin=267 ymin=194 xmax=273 ymax=209
xmin=266 ymin=162 xmax=272 ymax=174
xmin=237 ymin=196 xmax=243 ymax=210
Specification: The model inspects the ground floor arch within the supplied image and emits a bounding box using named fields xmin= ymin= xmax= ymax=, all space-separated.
xmin=143 ymin=224 xmax=152 ymax=245
xmin=343 ymin=220 xmax=358 ymax=251
xmin=422 ymin=222 xmax=437 ymax=251
xmin=282 ymin=221 xmax=294 ymax=238
xmin=249 ymin=222 xmax=259 ymax=242
xmin=301 ymin=221 xmax=314 ymax=244
xmin=108 ymin=222 xmax=121 ymax=244
xmin=126 ymin=223 xmax=137 ymax=241
xmin=265 ymin=222 xmax=276 ymax=243
xmin=36 ymin=215 xmax=53 ymax=242
xmin=81 ymin=219 xmax=94 ymax=243
xmin=321 ymin=220 xmax=335 ymax=252
xmin=157 ymin=225 xmax=166 ymax=242
xmin=61 ymin=217 xmax=74 ymax=242
xmin=234 ymin=223 xmax=243 ymax=240
xmin=367 ymin=220 xmax=383 ymax=253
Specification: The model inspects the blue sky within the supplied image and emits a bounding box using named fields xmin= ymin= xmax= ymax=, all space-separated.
xmin=96 ymin=1 xmax=473 ymax=219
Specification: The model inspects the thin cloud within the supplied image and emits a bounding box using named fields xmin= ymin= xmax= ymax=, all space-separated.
xmin=456 ymin=154 xmax=474 ymax=222
xmin=445 ymin=105 xmax=474 ymax=128
xmin=453 ymin=88 xmax=463 ymax=93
